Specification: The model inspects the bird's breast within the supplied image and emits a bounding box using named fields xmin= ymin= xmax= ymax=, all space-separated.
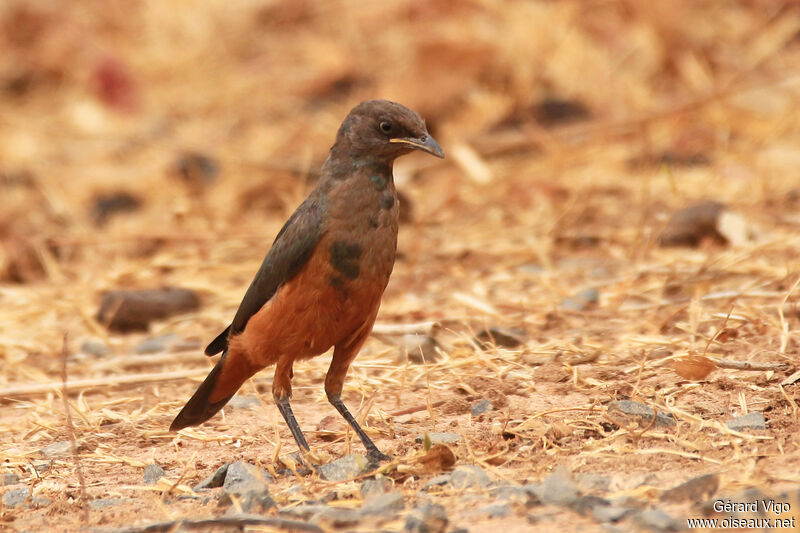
xmin=324 ymin=172 xmax=399 ymax=300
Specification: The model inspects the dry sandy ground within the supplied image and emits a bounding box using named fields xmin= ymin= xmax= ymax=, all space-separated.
xmin=2 ymin=1 xmax=800 ymax=531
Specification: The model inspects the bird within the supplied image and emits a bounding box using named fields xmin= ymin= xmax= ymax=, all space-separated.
xmin=170 ymin=100 xmax=444 ymax=463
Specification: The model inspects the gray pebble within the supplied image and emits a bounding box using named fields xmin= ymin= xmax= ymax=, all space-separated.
xmin=560 ymin=288 xmax=600 ymax=311
xmin=570 ymin=494 xmax=610 ymax=516
xmin=607 ymin=400 xmax=676 ymax=428
xmin=471 ymin=399 xmax=493 ymax=416
xmin=405 ymin=502 xmax=449 ymax=533
xmin=2 ymin=488 xmax=29 ymax=508
xmin=314 ymin=507 xmax=363 ymax=527
xmin=632 ymin=509 xmax=682 ymax=531
xmin=660 ymin=473 xmax=719 ymax=503
xmin=450 ymin=465 xmax=492 ymax=489
xmin=222 ymin=461 xmax=272 ymax=495
xmin=3 ymin=473 xmax=20 ymax=485
xmin=279 ymin=504 xmax=332 ymax=520
xmin=143 ymin=464 xmax=166 ymax=485
xmin=80 ymin=338 xmax=110 ymax=357
xmin=517 ymin=263 xmax=544 ymax=275
xmin=423 ymin=473 xmax=453 ymax=490
xmin=414 ymin=432 xmax=463 ymax=445
xmin=89 ymin=498 xmax=128 ymax=510
xmin=31 ymin=497 xmax=52 ymax=508
xmin=221 ymin=490 xmax=275 ymax=514
xmin=478 ymin=503 xmax=511 ymax=518
xmin=475 ymin=327 xmax=527 ymax=348
xmin=726 ymin=412 xmax=766 ymax=431
xmin=576 ymin=473 xmax=611 ymax=492
xmin=281 ymin=505 xmax=361 ymax=527
xmin=228 ymin=395 xmax=260 ymax=409
xmin=39 ymin=441 xmax=72 ymax=458
xmin=361 ymin=478 xmax=393 ymax=499
xmin=593 ymin=505 xmax=634 ymax=523
xmin=31 ymin=462 xmax=51 ymax=473
xmin=492 ymin=484 xmax=530 ymax=503
xmin=134 ymin=334 xmax=181 ymax=354
xmin=361 ymin=491 xmax=405 ymax=516
xmin=195 ymin=463 xmax=229 ymax=490
xmin=319 ymin=454 xmax=368 ymax=482
xmin=535 ymin=467 xmax=580 ymax=506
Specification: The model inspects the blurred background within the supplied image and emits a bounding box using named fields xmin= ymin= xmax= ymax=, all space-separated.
xmin=2 ymin=0 xmax=800 ymax=376
xmin=3 ymin=1 xmax=800 ymax=530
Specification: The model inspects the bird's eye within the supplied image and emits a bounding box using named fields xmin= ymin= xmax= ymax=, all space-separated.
xmin=380 ymin=121 xmax=393 ymax=134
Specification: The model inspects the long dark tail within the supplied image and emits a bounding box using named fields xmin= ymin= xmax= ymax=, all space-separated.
xmin=170 ymin=351 xmax=259 ymax=431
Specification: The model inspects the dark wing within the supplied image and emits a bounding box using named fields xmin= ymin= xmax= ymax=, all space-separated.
xmin=205 ymin=196 xmax=326 ymax=356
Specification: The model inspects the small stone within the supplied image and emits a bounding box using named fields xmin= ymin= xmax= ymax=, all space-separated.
xmin=281 ymin=505 xmax=361 ymax=527
xmin=450 ymin=465 xmax=492 ymax=490
xmin=471 ymin=399 xmax=493 ymax=416
xmin=361 ymin=491 xmax=405 ymax=516
xmin=31 ymin=497 xmax=52 ymax=509
xmin=319 ymin=454 xmax=368 ymax=482
xmin=397 ymin=334 xmax=440 ymax=364
xmin=576 ymin=473 xmax=611 ymax=492
xmin=726 ymin=412 xmax=766 ymax=431
xmin=521 ymin=484 xmax=543 ymax=505
xmin=221 ymin=490 xmax=275 ymax=514
xmin=89 ymin=498 xmax=127 ymax=510
xmin=3 ymin=473 xmax=20 ymax=485
xmin=39 ymin=441 xmax=72 ymax=458
xmin=423 ymin=473 xmax=452 ymax=490
xmin=660 ymin=473 xmax=719 ymax=503
xmin=593 ymin=505 xmax=633 ymax=523
xmin=404 ymin=502 xmax=449 ymax=533
xmin=91 ymin=191 xmax=142 ymax=226
xmin=143 ymin=464 xmax=166 ymax=485
xmin=361 ymin=478 xmax=393 ymax=499
xmin=135 ymin=334 xmax=181 ymax=354
xmin=535 ymin=467 xmax=580 ymax=506
xmin=228 ymin=395 xmax=260 ymax=410
xmin=31 ymin=462 xmax=50 ymax=474
xmin=570 ymin=494 xmax=609 ymax=516
xmin=315 ymin=507 xmax=363 ymax=528
xmin=2 ymin=488 xmax=29 ymax=508
xmin=475 ymin=326 xmax=527 ymax=348
xmin=96 ymin=287 xmax=201 ymax=332
xmin=607 ymin=400 xmax=676 ymax=428
xmin=279 ymin=504 xmax=332 ymax=520
xmin=80 ymin=338 xmax=110 ymax=357
xmin=478 ymin=503 xmax=511 ymax=518
xmin=632 ymin=509 xmax=682 ymax=531
xmin=492 ymin=485 xmax=531 ymax=504
xmin=531 ymin=97 xmax=591 ymax=127
xmin=222 ymin=461 xmax=272 ymax=495
xmin=414 ymin=432 xmax=463 ymax=445
xmin=171 ymin=151 xmax=220 ymax=190
xmin=560 ymin=288 xmax=599 ymax=311
xmin=658 ymin=201 xmax=727 ymax=247
xmin=195 ymin=463 xmax=229 ymax=490
xmin=517 ymin=263 xmax=544 ymax=275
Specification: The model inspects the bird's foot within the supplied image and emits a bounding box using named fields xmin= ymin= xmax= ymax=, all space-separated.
xmin=366 ymin=448 xmax=392 ymax=466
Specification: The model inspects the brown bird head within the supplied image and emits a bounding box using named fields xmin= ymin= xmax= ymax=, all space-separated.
xmin=331 ymin=100 xmax=444 ymax=163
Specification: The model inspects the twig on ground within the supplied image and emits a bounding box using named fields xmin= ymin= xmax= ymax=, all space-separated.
xmin=60 ymin=334 xmax=89 ymax=529
xmin=111 ymin=516 xmax=323 ymax=533
xmin=0 ymin=368 xmax=209 ymax=399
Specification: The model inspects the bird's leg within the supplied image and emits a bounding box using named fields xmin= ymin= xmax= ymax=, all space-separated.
xmin=326 ymin=339 xmax=390 ymax=463
xmin=273 ymin=360 xmax=312 ymax=460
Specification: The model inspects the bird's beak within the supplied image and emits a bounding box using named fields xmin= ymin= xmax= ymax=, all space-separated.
xmin=389 ymin=135 xmax=445 ymax=158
